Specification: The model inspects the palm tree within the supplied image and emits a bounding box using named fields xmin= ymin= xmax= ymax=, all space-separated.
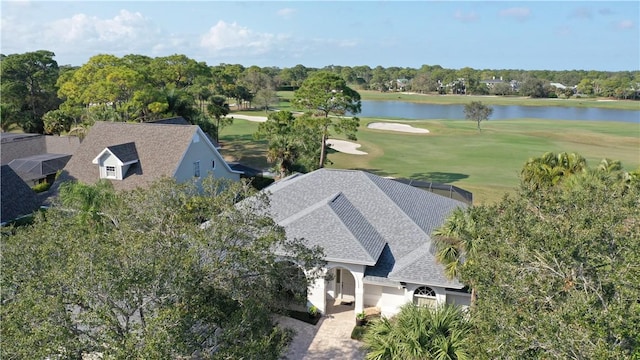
xmin=432 ymin=208 xmax=478 ymax=304
xmin=363 ymin=304 xmax=471 ymax=360
xmin=521 ymin=151 xmax=587 ymax=190
xmin=206 ymin=96 xmax=231 ymax=143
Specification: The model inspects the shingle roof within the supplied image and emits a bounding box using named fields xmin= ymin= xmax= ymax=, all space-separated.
xmin=146 ymin=117 xmax=220 ymax=147
xmin=1 ymin=165 xmax=40 ymax=223
xmin=279 ymin=192 xmax=387 ymax=265
xmin=8 ymin=154 xmax=71 ymax=182
xmin=57 ymin=122 xmax=198 ymax=191
xmin=106 ymin=142 xmax=139 ymax=164
xmin=264 ymin=169 xmax=467 ymax=288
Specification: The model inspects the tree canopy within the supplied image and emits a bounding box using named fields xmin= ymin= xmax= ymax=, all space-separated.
xmin=254 ymin=110 xmax=322 ymax=178
xmin=293 ymin=72 xmax=361 ymax=168
xmin=1 ymin=178 xmax=325 ymax=359
xmin=0 ymin=50 xmax=60 ymax=133
xmin=434 ymin=154 xmax=640 ymax=359
xmin=463 ymin=101 xmax=493 ymax=131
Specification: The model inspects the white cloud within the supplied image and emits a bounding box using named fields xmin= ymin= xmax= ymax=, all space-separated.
xmin=46 ymin=10 xmax=155 ymax=43
xmin=499 ymin=7 xmax=531 ymax=21
xmin=615 ymin=19 xmax=635 ymax=30
xmin=277 ymin=8 xmax=296 ymax=18
xmin=453 ymin=10 xmax=478 ymax=23
xmin=200 ymin=21 xmax=284 ymax=56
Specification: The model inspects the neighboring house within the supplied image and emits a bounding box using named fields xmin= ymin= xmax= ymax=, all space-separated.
xmin=480 ymin=76 xmax=505 ymax=88
xmin=1 ymin=165 xmax=41 ymax=224
xmin=390 ymin=78 xmax=410 ymax=91
xmin=57 ymin=121 xmax=241 ymax=191
xmin=263 ymin=168 xmax=471 ymax=317
xmin=549 ymin=82 xmax=567 ymax=90
xmin=1 ymin=133 xmax=80 ymax=185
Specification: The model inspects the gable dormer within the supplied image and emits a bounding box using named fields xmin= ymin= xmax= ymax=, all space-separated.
xmin=91 ymin=142 xmax=139 ymax=180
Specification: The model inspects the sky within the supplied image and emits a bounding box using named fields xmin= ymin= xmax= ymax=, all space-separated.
xmin=1 ymin=1 xmax=638 ymax=71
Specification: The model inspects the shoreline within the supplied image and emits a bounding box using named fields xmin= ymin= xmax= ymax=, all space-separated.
xmin=357 ymin=90 xmax=640 ymax=111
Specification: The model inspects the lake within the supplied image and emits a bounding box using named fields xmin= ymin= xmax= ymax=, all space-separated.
xmin=358 ymin=100 xmax=640 ymax=123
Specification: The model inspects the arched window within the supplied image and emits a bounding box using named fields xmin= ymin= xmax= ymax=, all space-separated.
xmin=413 ymin=286 xmax=437 ymax=307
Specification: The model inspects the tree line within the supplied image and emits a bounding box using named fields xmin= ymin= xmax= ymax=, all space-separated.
xmin=2 ymin=50 xmax=638 ymax=136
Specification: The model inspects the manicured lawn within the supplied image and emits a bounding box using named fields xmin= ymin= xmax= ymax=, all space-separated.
xmin=218 ymin=119 xmax=267 ymax=170
xmin=276 ymin=90 xmax=640 ymax=111
xmin=330 ymin=118 xmax=640 ymax=203
xmin=220 ymin=115 xmax=640 ymax=204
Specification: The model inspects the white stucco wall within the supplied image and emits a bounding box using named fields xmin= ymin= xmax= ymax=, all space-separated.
xmin=363 ymin=284 xmax=382 ymax=308
xmin=379 ymin=286 xmax=407 ymax=318
xmin=371 ymin=283 xmax=470 ymax=318
xmin=445 ymin=291 xmax=471 ymax=308
xmin=307 ymin=262 xmax=365 ymax=315
xmin=173 ymin=131 xmax=240 ymax=184
xmin=306 ymin=264 xmax=471 ymax=317
xmin=307 ymin=267 xmax=327 ymax=314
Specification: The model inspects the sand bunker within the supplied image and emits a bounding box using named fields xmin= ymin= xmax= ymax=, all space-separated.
xmin=367 ymin=122 xmax=429 ymax=133
xmin=326 ymin=139 xmax=367 ymax=155
xmin=230 ymin=114 xmax=267 ymax=122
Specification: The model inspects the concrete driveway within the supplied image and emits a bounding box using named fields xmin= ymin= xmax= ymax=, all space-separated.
xmin=278 ymin=303 xmax=366 ymax=360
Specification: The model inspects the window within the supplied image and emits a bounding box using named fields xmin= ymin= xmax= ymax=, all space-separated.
xmin=413 ymin=286 xmax=437 ymax=307
xmin=105 ymin=166 xmax=116 ymax=178
xmin=194 ymin=161 xmax=200 ymax=177
xmin=212 ymin=160 xmax=215 ymax=169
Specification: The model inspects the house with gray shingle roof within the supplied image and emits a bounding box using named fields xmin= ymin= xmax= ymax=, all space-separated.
xmin=263 ymin=168 xmax=470 ymax=317
xmin=56 ymin=120 xmax=241 ymax=192
xmin=1 ymin=132 xmax=80 ymax=185
xmin=1 ymin=165 xmax=41 ymax=224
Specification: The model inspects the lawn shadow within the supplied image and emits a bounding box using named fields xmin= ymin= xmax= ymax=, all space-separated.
xmin=409 ymin=171 xmax=469 ymax=184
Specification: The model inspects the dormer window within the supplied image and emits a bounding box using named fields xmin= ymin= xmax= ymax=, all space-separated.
xmin=105 ymin=166 xmax=116 ymax=178
xmin=92 ymin=142 xmax=139 ymax=181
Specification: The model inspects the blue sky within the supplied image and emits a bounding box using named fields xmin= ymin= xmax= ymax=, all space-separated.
xmin=1 ymin=1 xmax=638 ymax=71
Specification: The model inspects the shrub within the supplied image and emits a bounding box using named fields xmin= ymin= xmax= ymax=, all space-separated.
xmin=351 ymin=325 xmax=367 ymax=341
xmin=32 ymin=182 xmax=52 ymax=193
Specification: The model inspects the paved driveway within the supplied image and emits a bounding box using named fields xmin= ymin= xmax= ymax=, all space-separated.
xmin=278 ymin=303 xmax=366 ymax=360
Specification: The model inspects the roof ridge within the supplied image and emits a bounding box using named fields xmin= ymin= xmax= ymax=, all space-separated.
xmin=327 ymin=193 xmax=386 ymax=264
xmin=278 ymin=191 xmax=342 ymax=226
xmin=94 ymin=121 xmax=197 ymax=128
xmin=388 ymin=243 xmax=431 ymax=275
xmin=360 ymin=171 xmax=431 ymax=237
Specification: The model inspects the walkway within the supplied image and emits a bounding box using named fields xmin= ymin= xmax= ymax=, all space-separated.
xmin=278 ymin=302 xmax=366 ymax=360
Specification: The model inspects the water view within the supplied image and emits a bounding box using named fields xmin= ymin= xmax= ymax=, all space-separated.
xmin=359 ymin=100 xmax=640 ymax=123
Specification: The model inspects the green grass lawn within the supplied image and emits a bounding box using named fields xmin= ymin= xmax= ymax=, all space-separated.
xmin=276 ymin=90 xmax=640 ymax=110
xmin=220 ymin=115 xmax=640 ymax=205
